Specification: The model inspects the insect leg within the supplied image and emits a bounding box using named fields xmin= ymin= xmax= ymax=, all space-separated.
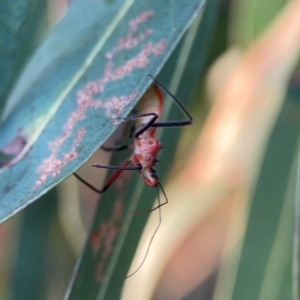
xmin=118 ymin=112 xmax=158 ymax=138
xmin=74 ymin=173 xmax=103 ymax=194
xmin=100 ymin=124 xmax=135 ymax=152
xmin=101 ymin=145 xmax=129 ymax=152
xmin=74 ymin=160 xmax=141 ymax=193
xmin=133 ymin=113 xmax=158 ymax=138
xmin=148 ymin=75 xmax=193 ymax=127
xmin=98 ymin=163 xmax=140 ymax=193
xmin=92 ymin=164 xmax=141 ymax=171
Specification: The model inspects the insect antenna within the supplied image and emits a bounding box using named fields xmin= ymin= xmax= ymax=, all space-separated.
xmin=125 ymin=182 xmax=168 ymax=279
xmin=130 ymin=182 xmax=168 ymax=214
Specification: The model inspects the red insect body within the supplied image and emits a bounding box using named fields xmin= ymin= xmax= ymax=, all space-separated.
xmin=131 ymin=86 xmax=163 ymax=187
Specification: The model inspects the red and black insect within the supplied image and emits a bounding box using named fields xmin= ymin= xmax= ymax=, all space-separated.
xmin=74 ymin=75 xmax=192 ymax=277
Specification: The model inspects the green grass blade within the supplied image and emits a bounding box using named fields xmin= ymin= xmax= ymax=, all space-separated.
xmin=12 ymin=188 xmax=57 ymax=300
xmin=230 ymin=95 xmax=300 ymax=300
xmin=229 ymin=0 xmax=288 ymax=46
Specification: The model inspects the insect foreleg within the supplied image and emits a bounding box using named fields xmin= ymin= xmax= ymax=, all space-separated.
xmin=149 ymin=75 xmax=193 ymax=127
xmin=118 ymin=112 xmax=158 ymax=138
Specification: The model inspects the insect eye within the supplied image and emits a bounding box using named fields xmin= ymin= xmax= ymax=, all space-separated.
xmin=150 ymin=170 xmax=156 ymax=177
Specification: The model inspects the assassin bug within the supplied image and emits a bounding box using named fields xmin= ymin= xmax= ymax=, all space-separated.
xmin=74 ymin=75 xmax=192 ymax=277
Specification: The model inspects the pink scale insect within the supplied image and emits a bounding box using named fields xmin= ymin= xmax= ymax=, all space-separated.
xmin=74 ymin=75 xmax=192 ymax=278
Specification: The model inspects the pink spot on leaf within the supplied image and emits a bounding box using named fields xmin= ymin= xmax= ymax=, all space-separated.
xmin=34 ymin=129 xmax=85 ymax=188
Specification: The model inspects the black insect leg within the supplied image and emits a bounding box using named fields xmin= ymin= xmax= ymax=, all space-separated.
xmin=92 ymin=164 xmax=141 ymax=171
xmin=101 ymin=145 xmax=129 ymax=152
xmin=148 ymin=75 xmax=193 ymax=127
xmin=118 ymin=112 xmax=158 ymax=138
xmin=74 ymin=161 xmax=141 ymax=193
